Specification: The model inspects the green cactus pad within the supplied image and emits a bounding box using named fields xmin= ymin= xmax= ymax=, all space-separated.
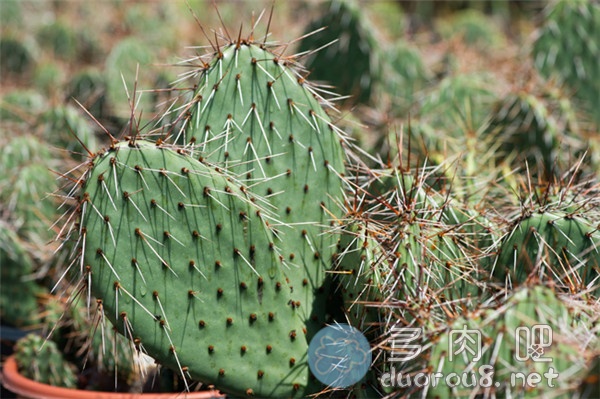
xmin=81 ymin=140 xmax=318 ymax=397
xmin=183 ymin=42 xmax=347 ymax=336
xmin=494 ymin=210 xmax=600 ymax=296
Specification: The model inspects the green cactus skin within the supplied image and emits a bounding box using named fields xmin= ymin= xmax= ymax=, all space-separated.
xmin=426 ymin=286 xmax=593 ymax=399
xmin=182 ymin=42 xmax=347 ymax=337
xmin=14 ymin=333 xmax=78 ymax=388
xmin=533 ymin=0 xmax=600 ymax=125
xmin=80 ymin=140 xmax=318 ymax=398
xmin=494 ymin=210 xmax=600 ymax=296
xmin=297 ymin=0 xmax=381 ymax=105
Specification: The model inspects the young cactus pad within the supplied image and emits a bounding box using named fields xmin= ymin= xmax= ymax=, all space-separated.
xmin=182 ymin=41 xmax=347 ymax=335
xmin=79 ymin=140 xmax=318 ymax=397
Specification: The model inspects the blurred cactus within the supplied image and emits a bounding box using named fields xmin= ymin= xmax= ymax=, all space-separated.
xmin=33 ymin=62 xmax=65 ymax=98
xmin=0 ymin=222 xmax=45 ymax=328
xmin=533 ymin=0 xmax=600 ymax=124
xmin=14 ymin=333 xmax=78 ymax=388
xmin=105 ymin=37 xmax=154 ymax=120
xmin=487 ymin=82 xmax=584 ymax=178
xmin=298 ymin=0 xmax=381 ymax=105
xmin=41 ymin=105 xmax=99 ymax=156
xmin=66 ymin=68 xmax=108 ymax=120
xmin=438 ymin=9 xmax=506 ymax=49
xmin=0 ymin=36 xmax=34 ymax=78
xmin=36 ymin=21 xmax=78 ymax=61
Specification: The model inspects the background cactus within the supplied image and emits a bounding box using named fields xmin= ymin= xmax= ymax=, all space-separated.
xmin=298 ymin=0 xmax=382 ymax=105
xmin=533 ymin=0 xmax=600 ymax=125
xmin=14 ymin=333 xmax=78 ymax=388
xmin=493 ymin=202 xmax=600 ymax=297
xmin=0 ymin=222 xmax=45 ymax=328
xmin=487 ymin=78 xmax=585 ymax=178
xmin=426 ymin=286 xmax=595 ymax=398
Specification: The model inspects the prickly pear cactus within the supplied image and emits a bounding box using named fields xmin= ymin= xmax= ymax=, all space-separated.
xmin=494 ymin=209 xmax=600 ymax=296
xmin=426 ymin=286 xmax=594 ymax=398
xmin=80 ymin=140 xmax=318 ymax=397
xmin=14 ymin=333 xmax=78 ymax=388
xmin=182 ymin=41 xmax=347 ymax=337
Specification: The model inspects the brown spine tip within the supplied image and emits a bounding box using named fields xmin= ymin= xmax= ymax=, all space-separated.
xmin=257 ymin=370 xmax=264 ymax=379
xmin=289 ymin=358 xmax=296 ymax=366
xmin=246 ymin=388 xmax=254 ymax=396
xmin=208 ymin=345 xmax=214 ymax=353
xmin=268 ymin=312 xmax=274 ymax=321
xmin=266 ymin=345 xmax=272 ymax=353
xmin=226 ymin=317 xmax=233 ymax=326
xmin=199 ymin=320 xmax=206 ymax=328
xmin=218 ymin=368 xmax=225 ymax=376
xmin=289 ymin=330 xmax=296 ymax=340
xmin=217 ymin=288 xmax=223 ymax=297
xmin=240 ymin=345 xmax=247 ymax=353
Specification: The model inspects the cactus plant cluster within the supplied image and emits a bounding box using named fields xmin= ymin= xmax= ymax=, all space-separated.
xmin=64 ymin=37 xmax=350 ymax=398
xmin=3 ymin=2 xmax=600 ymax=399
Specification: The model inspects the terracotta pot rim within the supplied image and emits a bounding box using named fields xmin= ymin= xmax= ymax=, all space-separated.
xmin=1 ymin=355 xmax=225 ymax=399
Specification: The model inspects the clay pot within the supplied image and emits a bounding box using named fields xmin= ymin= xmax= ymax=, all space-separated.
xmin=1 ymin=355 xmax=225 ymax=399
